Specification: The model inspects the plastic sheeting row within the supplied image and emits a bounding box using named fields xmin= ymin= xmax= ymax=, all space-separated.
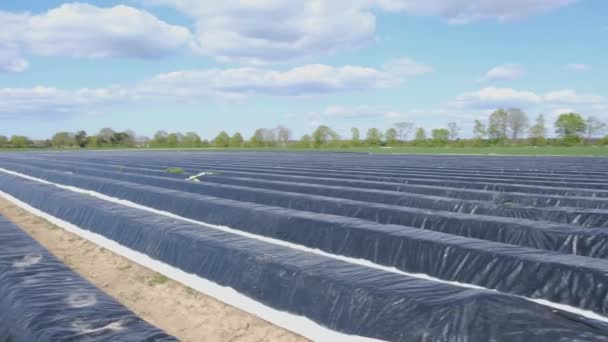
xmin=18 ymin=156 xmax=608 ymax=209
xmin=18 ymin=151 xmax=608 ymax=174
xmin=4 ymin=164 xmax=608 ymax=257
xmin=4 ymin=168 xmax=608 ymax=316
xmin=2 ymin=173 xmax=608 ymax=341
xmin=0 ymin=214 xmax=175 ymax=342
xmin=60 ymin=156 xmax=608 ymax=191
xmin=16 ymin=160 xmax=606 ymax=227
xmin=23 ymin=155 xmax=608 ymax=197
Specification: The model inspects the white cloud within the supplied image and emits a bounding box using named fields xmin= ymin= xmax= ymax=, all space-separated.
xmin=481 ymin=64 xmax=523 ymax=82
xmin=146 ymin=1 xmax=377 ymax=64
xmin=381 ymin=59 xmax=434 ymax=83
xmin=0 ymin=51 xmax=29 ymax=73
xmin=544 ymin=89 xmax=603 ymax=105
xmin=0 ymin=86 xmax=129 ymax=118
xmin=566 ymin=63 xmax=591 ymax=71
xmin=145 ymin=0 xmax=575 ymax=64
xmin=0 ymin=12 xmax=29 ymax=72
xmin=0 ymin=58 xmax=430 ymax=115
xmin=1 ymin=1 xmax=578 ymax=69
xmin=374 ymin=0 xmax=576 ymax=23
xmin=134 ymin=58 xmax=431 ymax=99
xmin=0 ymin=3 xmax=193 ymax=72
xmin=454 ymin=87 xmax=605 ymax=112
xmin=454 ymin=87 xmax=542 ymax=109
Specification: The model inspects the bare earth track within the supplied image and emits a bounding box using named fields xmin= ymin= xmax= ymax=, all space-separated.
xmin=0 ymin=197 xmax=306 ymax=342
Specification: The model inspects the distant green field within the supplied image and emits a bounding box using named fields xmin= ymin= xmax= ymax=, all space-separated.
xmin=1 ymin=145 xmax=607 ymax=156
xmin=338 ymin=145 xmax=608 ymax=156
xmin=156 ymin=145 xmax=608 ymax=156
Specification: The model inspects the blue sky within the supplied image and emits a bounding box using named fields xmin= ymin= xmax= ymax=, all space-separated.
xmin=0 ymin=0 xmax=606 ymax=139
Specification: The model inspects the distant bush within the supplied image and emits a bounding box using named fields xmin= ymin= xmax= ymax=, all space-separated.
xmin=165 ymin=168 xmax=184 ymax=174
xmin=561 ymin=135 xmax=582 ymax=146
xmin=528 ymin=137 xmax=547 ymax=147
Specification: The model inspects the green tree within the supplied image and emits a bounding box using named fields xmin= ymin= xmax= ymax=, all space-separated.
xmin=182 ymin=132 xmax=203 ymax=147
xmin=75 ymin=130 xmax=89 ymax=148
xmin=32 ymin=139 xmax=52 ymax=148
xmin=110 ymin=132 xmax=135 ymax=147
xmin=230 ymin=132 xmax=244 ymax=147
xmin=366 ymin=128 xmax=383 ymax=146
xmin=124 ymin=130 xmax=137 ymax=147
xmin=153 ymin=130 xmax=169 ymax=147
xmin=555 ymin=113 xmax=586 ymax=144
xmin=312 ymin=125 xmax=339 ymax=148
xmin=51 ymin=132 xmax=76 ymax=147
xmin=97 ymin=127 xmax=116 ymax=145
xmin=414 ymin=128 xmax=426 ymax=141
xmin=473 ymin=120 xmax=487 ymax=139
xmin=471 ymin=120 xmax=488 ymax=147
xmin=431 ymin=128 xmax=450 ymax=145
xmin=276 ymin=125 xmax=291 ymax=146
xmin=10 ymin=135 xmax=30 ymax=148
xmin=394 ymin=122 xmax=414 ymax=142
xmin=88 ymin=136 xmax=100 ymax=147
xmin=350 ymin=128 xmax=360 ymax=146
xmin=135 ymin=136 xmax=150 ymax=148
xmin=214 ymin=131 xmax=230 ymax=147
xmin=447 ymin=122 xmax=460 ymax=141
xmin=528 ymin=114 xmax=546 ymax=146
xmin=385 ymin=128 xmax=398 ymax=145
xmin=299 ymin=134 xmax=312 ymax=148
xmin=585 ymin=116 xmax=606 ymax=143
xmin=166 ymin=133 xmax=181 ymax=148
xmin=488 ymin=109 xmax=508 ymax=142
xmin=506 ymin=108 xmax=529 ymax=141
xmin=0 ymin=135 xmax=8 ymax=147
xmin=250 ymin=129 xmax=263 ymax=147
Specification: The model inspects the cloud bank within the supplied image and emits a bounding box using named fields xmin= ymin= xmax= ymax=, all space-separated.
xmin=454 ymin=87 xmax=604 ymax=110
xmin=1 ymin=1 xmax=577 ymax=70
xmin=0 ymin=58 xmax=431 ymax=116
xmin=0 ymin=3 xmax=192 ymax=72
xmin=482 ymin=64 xmax=524 ymax=82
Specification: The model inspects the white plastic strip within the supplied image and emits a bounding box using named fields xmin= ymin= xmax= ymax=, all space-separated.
xmin=0 ymin=189 xmax=381 ymax=342
xmin=2 ymin=167 xmax=608 ymax=325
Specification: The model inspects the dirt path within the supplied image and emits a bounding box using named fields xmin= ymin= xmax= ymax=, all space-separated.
xmin=0 ymin=197 xmax=307 ymax=342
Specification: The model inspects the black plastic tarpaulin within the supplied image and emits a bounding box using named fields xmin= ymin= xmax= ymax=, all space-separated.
xmin=15 ymin=156 xmax=608 ymax=209
xmin=2 ymin=173 xmax=608 ymax=341
xmin=3 ymin=167 xmax=608 ymax=314
xmin=0 ymin=215 xmax=176 ymax=342
xmin=5 ymin=164 xmax=608 ymax=260
xmin=21 ymin=160 xmax=608 ymax=227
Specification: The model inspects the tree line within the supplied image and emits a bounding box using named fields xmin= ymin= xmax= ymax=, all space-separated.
xmin=1 ymin=110 xmax=606 ymax=149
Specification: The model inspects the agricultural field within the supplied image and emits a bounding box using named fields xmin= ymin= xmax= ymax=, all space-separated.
xmin=343 ymin=145 xmax=608 ymax=156
xmin=2 ymin=151 xmax=608 ymax=341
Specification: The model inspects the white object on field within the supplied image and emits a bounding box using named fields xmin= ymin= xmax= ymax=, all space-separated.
xmin=186 ymin=171 xmax=207 ymax=181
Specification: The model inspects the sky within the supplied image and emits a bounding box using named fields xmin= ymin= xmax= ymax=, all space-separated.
xmin=0 ymin=0 xmax=606 ymax=139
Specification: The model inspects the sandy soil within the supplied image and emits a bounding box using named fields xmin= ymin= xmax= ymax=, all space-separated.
xmin=0 ymin=197 xmax=307 ymax=342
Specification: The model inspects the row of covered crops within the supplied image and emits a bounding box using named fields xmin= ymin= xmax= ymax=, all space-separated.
xmin=2 ymin=151 xmax=608 ymax=341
